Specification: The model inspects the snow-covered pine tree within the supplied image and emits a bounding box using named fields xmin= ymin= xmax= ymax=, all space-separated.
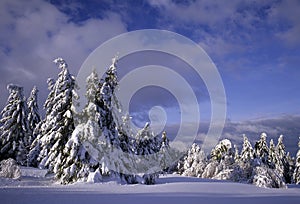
xmin=254 ymin=132 xmax=269 ymax=164
xmin=134 ymin=122 xmax=162 ymax=155
xmin=240 ymin=134 xmax=254 ymax=163
xmin=98 ymin=58 xmax=119 ymax=145
xmin=177 ymin=143 xmax=207 ymax=177
xmin=293 ymin=137 xmax=300 ymax=184
xmin=210 ymin=139 xmax=233 ymax=162
xmin=251 ymin=134 xmax=286 ymax=188
xmin=28 ymin=58 xmax=76 ymax=172
xmin=268 ymin=139 xmax=278 ymax=169
xmin=56 ymin=69 xmax=103 ymax=184
xmin=0 ymin=84 xmax=29 ymax=165
xmin=234 ymin=144 xmax=240 ymax=163
xmin=276 ymin=135 xmax=292 ymax=183
xmin=236 ymin=134 xmax=255 ymax=181
xmin=27 ymin=86 xmax=41 ymax=148
xmin=209 ymin=139 xmax=241 ymax=181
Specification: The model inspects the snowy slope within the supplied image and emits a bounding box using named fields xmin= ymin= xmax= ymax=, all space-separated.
xmin=1 ymin=171 xmax=300 ymax=204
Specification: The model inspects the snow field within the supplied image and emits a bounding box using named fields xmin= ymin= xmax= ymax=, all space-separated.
xmin=1 ymin=174 xmax=300 ymax=204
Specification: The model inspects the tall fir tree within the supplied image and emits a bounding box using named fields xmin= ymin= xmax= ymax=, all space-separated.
xmin=293 ymin=137 xmax=300 ymax=184
xmin=27 ymin=86 xmax=41 ymax=148
xmin=56 ymin=69 xmax=103 ymax=183
xmin=276 ymin=135 xmax=292 ymax=183
xmin=98 ymin=58 xmax=119 ymax=145
xmin=0 ymin=84 xmax=29 ymax=165
xmin=28 ymin=58 xmax=76 ymax=172
xmin=268 ymin=139 xmax=279 ymax=169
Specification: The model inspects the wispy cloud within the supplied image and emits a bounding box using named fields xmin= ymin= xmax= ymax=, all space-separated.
xmin=0 ymin=0 xmax=127 ymax=108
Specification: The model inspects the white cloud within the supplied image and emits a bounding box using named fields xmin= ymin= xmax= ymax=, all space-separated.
xmin=0 ymin=0 xmax=127 ymax=108
xmin=148 ymin=0 xmax=300 ymax=57
xmin=269 ymin=0 xmax=300 ymax=45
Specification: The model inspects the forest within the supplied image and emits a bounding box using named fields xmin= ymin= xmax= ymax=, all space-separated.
xmin=0 ymin=57 xmax=299 ymax=188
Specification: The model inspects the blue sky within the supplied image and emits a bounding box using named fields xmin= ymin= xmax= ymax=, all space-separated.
xmin=1 ymin=0 xmax=300 ymax=154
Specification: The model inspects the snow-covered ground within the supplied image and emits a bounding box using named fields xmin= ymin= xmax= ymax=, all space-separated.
xmin=1 ymin=168 xmax=300 ymax=204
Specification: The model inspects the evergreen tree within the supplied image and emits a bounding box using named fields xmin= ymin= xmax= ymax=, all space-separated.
xmin=28 ymin=58 xmax=76 ymax=172
xmin=234 ymin=144 xmax=240 ymax=162
xmin=254 ymin=132 xmax=269 ymax=163
xmin=98 ymin=58 xmax=119 ymax=145
xmin=293 ymin=137 xmax=300 ymax=184
xmin=240 ymin=134 xmax=254 ymax=162
xmin=27 ymin=86 xmax=41 ymax=147
xmin=178 ymin=143 xmax=207 ymax=177
xmin=56 ymin=69 xmax=103 ymax=184
xmin=268 ymin=139 xmax=277 ymax=169
xmin=236 ymin=134 xmax=255 ymax=181
xmin=0 ymin=84 xmax=29 ymax=165
xmin=276 ymin=135 xmax=292 ymax=183
xmin=252 ymin=134 xmax=286 ymax=188
xmin=201 ymin=139 xmax=240 ymax=181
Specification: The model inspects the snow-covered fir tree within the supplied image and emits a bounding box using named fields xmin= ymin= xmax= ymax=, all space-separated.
xmin=199 ymin=139 xmax=242 ymax=181
xmin=251 ymin=164 xmax=286 ymax=188
xmin=276 ymin=135 xmax=292 ymax=183
xmin=28 ymin=58 xmax=76 ymax=171
xmin=52 ymin=58 xmax=168 ymax=184
xmin=55 ymin=68 xmax=102 ymax=184
xmin=240 ymin=134 xmax=254 ymax=163
xmin=251 ymin=134 xmax=286 ymax=188
xmin=235 ymin=134 xmax=255 ymax=181
xmin=176 ymin=133 xmax=290 ymax=188
xmin=0 ymin=84 xmax=29 ymax=165
xmin=98 ymin=58 xmax=119 ymax=145
xmin=254 ymin=132 xmax=269 ymax=163
xmin=134 ymin=122 xmax=162 ymax=155
xmin=27 ymin=86 xmax=41 ymax=147
xmin=268 ymin=139 xmax=278 ymax=169
xmin=293 ymin=137 xmax=300 ymax=184
xmin=177 ymin=143 xmax=207 ymax=177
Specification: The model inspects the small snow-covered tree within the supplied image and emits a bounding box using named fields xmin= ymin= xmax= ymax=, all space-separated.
xmin=27 ymin=86 xmax=41 ymax=147
xmin=28 ymin=58 xmax=76 ymax=171
xmin=210 ymin=139 xmax=241 ymax=181
xmin=254 ymin=132 xmax=269 ymax=163
xmin=135 ymin=123 xmax=162 ymax=155
xmin=210 ymin=139 xmax=233 ymax=162
xmin=0 ymin=84 xmax=29 ymax=165
xmin=201 ymin=139 xmax=241 ymax=181
xmin=240 ymin=134 xmax=254 ymax=162
xmin=251 ymin=134 xmax=286 ymax=188
xmin=293 ymin=137 xmax=300 ymax=184
xmin=234 ymin=144 xmax=240 ymax=162
xmin=251 ymin=165 xmax=286 ymax=188
xmin=178 ymin=143 xmax=207 ymax=177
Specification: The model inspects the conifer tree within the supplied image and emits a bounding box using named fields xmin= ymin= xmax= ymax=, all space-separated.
xmin=254 ymin=132 xmax=269 ymax=163
xmin=28 ymin=58 xmax=76 ymax=171
xmin=56 ymin=69 xmax=103 ymax=183
xmin=276 ymin=135 xmax=292 ymax=183
xmin=27 ymin=86 xmax=41 ymax=147
xmin=0 ymin=84 xmax=29 ymax=165
xmin=240 ymin=134 xmax=254 ymax=162
xmin=293 ymin=137 xmax=300 ymax=184
xmin=179 ymin=143 xmax=207 ymax=177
